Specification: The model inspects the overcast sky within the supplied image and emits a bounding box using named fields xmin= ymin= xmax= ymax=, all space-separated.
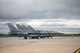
xmin=0 ymin=0 xmax=80 ymax=34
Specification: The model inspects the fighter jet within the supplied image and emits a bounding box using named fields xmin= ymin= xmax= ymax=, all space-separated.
xmin=7 ymin=23 xmax=53 ymax=39
xmin=7 ymin=23 xmax=27 ymax=37
xmin=16 ymin=24 xmax=41 ymax=39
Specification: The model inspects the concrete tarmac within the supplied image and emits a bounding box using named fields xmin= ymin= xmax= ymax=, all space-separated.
xmin=0 ymin=37 xmax=80 ymax=53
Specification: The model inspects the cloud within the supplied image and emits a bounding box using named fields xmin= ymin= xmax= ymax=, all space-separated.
xmin=0 ymin=0 xmax=80 ymax=20
xmin=0 ymin=19 xmax=80 ymax=34
xmin=0 ymin=0 xmax=80 ymax=34
xmin=33 ymin=19 xmax=80 ymax=28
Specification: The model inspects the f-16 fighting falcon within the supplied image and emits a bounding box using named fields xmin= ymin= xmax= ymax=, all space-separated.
xmin=7 ymin=23 xmax=53 ymax=39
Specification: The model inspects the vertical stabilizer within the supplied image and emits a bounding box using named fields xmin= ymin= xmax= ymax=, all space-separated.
xmin=27 ymin=25 xmax=34 ymax=30
xmin=21 ymin=25 xmax=29 ymax=30
xmin=16 ymin=24 xmax=23 ymax=31
xmin=7 ymin=23 xmax=18 ymax=34
xmin=22 ymin=25 xmax=35 ymax=33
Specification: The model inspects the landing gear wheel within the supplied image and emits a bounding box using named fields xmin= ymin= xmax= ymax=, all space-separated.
xmin=24 ymin=37 xmax=27 ymax=39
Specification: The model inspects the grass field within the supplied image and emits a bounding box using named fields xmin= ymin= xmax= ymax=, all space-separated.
xmin=0 ymin=34 xmax=80 ymax=37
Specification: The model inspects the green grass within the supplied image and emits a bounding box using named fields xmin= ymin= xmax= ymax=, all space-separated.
xmin=53 ymin=34 xmax=80 ymax=37
xmin=0 ymin=34 xmax=80 ymax=37
xmin=0 ymin=34 xmax=17 ymax=37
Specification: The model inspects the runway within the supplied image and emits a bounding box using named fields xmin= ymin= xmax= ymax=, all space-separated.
xmin=0 ymin=37 xmax=80 ymax=53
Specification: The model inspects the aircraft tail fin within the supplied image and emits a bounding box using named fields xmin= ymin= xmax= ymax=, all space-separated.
xmin=21 ymin=25 xmax=29 ymax=30
xmin=27 ymin=25 xmax=34 ymax=30
xmin=7 ymin=23 xmax=18 ymax=34
xmin=16 ymin=24 xmax=23 ymax=31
